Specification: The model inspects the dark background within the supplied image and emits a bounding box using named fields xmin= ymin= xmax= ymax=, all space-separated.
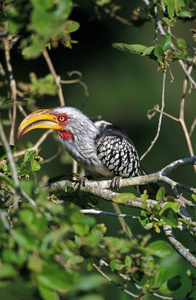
xmin=3 ymin=1 xmax=195 ymax=298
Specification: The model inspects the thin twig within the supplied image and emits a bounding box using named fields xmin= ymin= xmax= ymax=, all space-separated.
xmin=14 ymin=129 xmax=54 ymax=158
xmin=179 ymin=58 xmax=196 ymax=172
xmin=3 ymin=37 xmax=17 ymax=145
xmin=43 ymin=147 xmax=61 ymax=164
xmin=178 ymin=60 xmax=196 ymax=89
xmin=189 ymin=117 xmax=196 ymax=137
xmin=92 ymin=262 xmax=139 ymax=298
xmin=163 ymin=225 xmax=196 ymax=268
xmin=42 ymin=48 xmax=65 ymax=106
xmin=80 ymin=209 xmax=138 ymax=219
xmin=100 ymin=259 xmax=175 ymax=300
xmin=80 ymin=209 xmax=196 ymax=235
xmin=112 ymin=202 xmax=133 ymax=238
xmin=141 ymin=68 xmax=166 ymax=160
xmin=0 ymin=119 xmax=36 ymax=206
xmin=0 ymin=119 xmax=19 ymax=207
xmin=153 ymin=105 xmax=180 ymax=122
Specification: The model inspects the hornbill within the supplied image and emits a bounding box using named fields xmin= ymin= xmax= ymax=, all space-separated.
xmin=17 ymin=106 xmax=158 ymax=195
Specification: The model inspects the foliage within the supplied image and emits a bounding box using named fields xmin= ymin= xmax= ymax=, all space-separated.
xmin=0 ymin=0 xmax=196 ymax=299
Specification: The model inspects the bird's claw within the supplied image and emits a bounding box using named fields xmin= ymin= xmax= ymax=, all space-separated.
xmin=110 ymin=176 xmax=122 ymax=191
xmin=74 ymin=174 xmax=88 ymax=190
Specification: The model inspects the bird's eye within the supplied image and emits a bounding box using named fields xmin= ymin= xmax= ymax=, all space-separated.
xmin=59 ymin=116 xmax=65 ymax=122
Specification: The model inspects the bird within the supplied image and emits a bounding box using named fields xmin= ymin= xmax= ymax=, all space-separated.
xmin=17 ymin=106 xmax=158 ymax=195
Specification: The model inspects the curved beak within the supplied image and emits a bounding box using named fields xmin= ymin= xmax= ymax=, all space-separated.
xmin=17 ymin=109 xmax=62 ymax=140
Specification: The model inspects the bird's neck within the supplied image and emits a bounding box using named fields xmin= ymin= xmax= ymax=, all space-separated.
xmin=58 ymin=120 xmax=99 ymax=166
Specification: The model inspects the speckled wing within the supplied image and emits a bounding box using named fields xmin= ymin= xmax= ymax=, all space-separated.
xmin=96 ymin=134 xmax=141 ymax=178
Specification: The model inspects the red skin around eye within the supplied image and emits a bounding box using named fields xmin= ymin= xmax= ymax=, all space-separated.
xmin=56 ymin=113 xmax=69 ymax=125
xmin=53 ymin=113 xmax=74 ymax=140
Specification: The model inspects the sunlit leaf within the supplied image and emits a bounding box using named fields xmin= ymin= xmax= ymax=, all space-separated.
xmin=178 ymin=11 xmax=192 ymax=17
xmin=112 ymin=43 xmax=148 ymax=55
xmin=160 ymin=202 xmax=180 ymax=214
xmin=31 ymin=159 xmax=41 ymax=171
xmin=147 ymin=241 xmax=172 ymax=257
xmin=156 ymin=187 xmax=165 ymax=201
xmin=0 ymin=263 xmax=17 ymax=279
xmin=177 ymin=38 xmax=188 ymax=53
xmin=38 ymin=283 xmax=59 ymax=300
xmin=66 ymin=20 xmax=80 ymax=33
xmin=113 ymin=193 xmax=136 ymax=203
xmin=168 ymin=0 xmax=175 ymax=18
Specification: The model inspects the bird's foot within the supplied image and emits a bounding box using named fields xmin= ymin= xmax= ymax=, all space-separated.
xmin=110 ymin=176 xmax=122 ymax=191
xmin=74 ymin=174 xmax=90 ymax=190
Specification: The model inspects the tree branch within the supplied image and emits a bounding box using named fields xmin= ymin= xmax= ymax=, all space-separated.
xmin=141 ymin=68 xmax=166 ymax=160
xmin=42 ymin=48 xmax=65 ymax=106
xmin=163 ymin=225 xmax=196 ymax=268
xmin=3 ymin=37 xmax=17 ymax=145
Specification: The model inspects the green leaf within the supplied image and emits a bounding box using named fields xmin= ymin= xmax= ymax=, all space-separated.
xmin=156 ymin=187 xmax=166 ymax=201
xmin=177 ymin=38 xmax=188 ymax=54
xmin=38 ymin=283 xmax=59 ymax=300
xmin=110 ymin=260 xmax=124 ymax=271
xmin=0 ymin=263 xmax=17 ymax=279
xmin=68 ymin=255 xmax=84 ymax=266
xmin=112 ymin=43 xmax=148 ymax=55
xmin=160 ymin=202 xmax=180 ymax=214
xmin=30 ymin=73 xmax=58 ymax=96
xmin=167 ymin=275 xmax=182 ymax=291
xmin=192 ymin=194 xmax=196 ymax=202
xmin=11 ymin=229 xmax=38 ymax=251
xmin=162 ymin=17 xmax=176 ymax=27
xmin=74 ymin=223 xmax=89 ymax=235
xmin=23 ymin=150 xmax=35 ymax=163
xmin=96 ymin=0 xmax=111 ymax=6
xmin=162 ymin=34 xmax=171 ymax=51
xmin=22 ymin=40 xmax=46 ymax=59
xmin=0 ymin=174 xmax=15 ymax=188
xmin=139 ymin=210 xmax=149 ymax=226
xmin=113 ymin=193 xmax=136 ymax=203
xmin=37 ymin=266 xmax=76 ymax=291
xmin=142 ymin=46 xmax=155 ymax=56
xmin=178 ymin=11 xmax=192 ymax=17
xmin=19 ymin=209 xmax=35 ymax=226
xmin=151 ymin=265 xmax=164 ymax=288
xmin=161 ymin=208 xmax=178 ymax=227
xmin=147 ymin=241 xmax=172 ymax=257
xmin=125 ymin=255 xmax=132 ymax=267
xmin=154 ymin=45 xmax=164 ymax=61
xmin=92 ymin=223 xmax=107 ymax=234
xmin=31 ymin=159 xmax=41 ymax=171
xmin=20 ymin=179 xmax=34 ymax=197
xmin=66 ymin=20 xmax=80 ymax=33
xmin=168 ymin=0 xmax=175 ymax=18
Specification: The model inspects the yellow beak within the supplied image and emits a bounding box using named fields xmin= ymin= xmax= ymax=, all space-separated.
xmin=17 ymin=109 xmax=62 ymax=140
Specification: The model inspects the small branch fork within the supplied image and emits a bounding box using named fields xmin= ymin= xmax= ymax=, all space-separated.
xmin=93 ymin=259 xmax=176 ymax=300
xmin=141 ymin=0 xmax=196 ymax=173
xmin=47 ymin=156 xmax=196 ymax=269
xmin=47 ymin=156 xmax=196 ymax=201
xmin=140 ymin=67 xmax=166 ymax=160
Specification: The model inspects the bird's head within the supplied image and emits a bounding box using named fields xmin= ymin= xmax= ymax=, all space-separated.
xmin=17 ymin=106 xmax=94 ymax=141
